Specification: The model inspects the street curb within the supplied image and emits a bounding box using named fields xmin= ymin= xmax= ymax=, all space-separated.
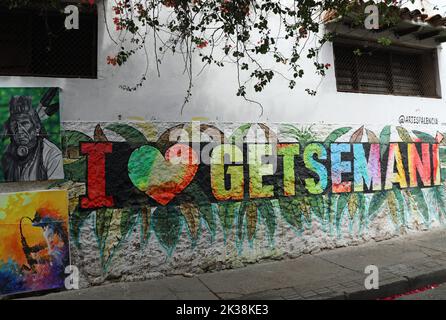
xmin=328 ymin=268 xmax=446 ymax=300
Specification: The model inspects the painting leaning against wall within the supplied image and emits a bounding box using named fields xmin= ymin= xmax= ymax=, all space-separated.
xmin=58 ymin=122 xmax=446 ymax=273
xmin=0 ymin=190 xmax=69 ymax=296
xmin=0 ymin=88 xmax=64 ymax=182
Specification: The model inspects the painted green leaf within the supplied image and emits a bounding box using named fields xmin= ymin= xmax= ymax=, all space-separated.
xmin=335 ymin=194 xmax=349 ymax=231
xmin=387 ymin=191 xmax=399 ymax=225
xmin=366 ymin=129 xmax=379 ymax=143
xmin=439 ymin=148 xmax=446 ymax=165
xmin=180 ymin=203 xmax=200 ymax=240
xmin=120 ymin=207 xmax=138 ymax=239
xmin=237 ymin=201 xmax=258 ymax=243
xmin=407 ymin=189 xmax=429 ymax=223
xmin=105 ymin=123 xmax=148 ymax=147
xmin=296 ymin=196 xmax=312 ymax=221
xmin=152 ymin=206 xmax=183 ymax=255
xmin=63 ymin=130 xmax=92 ymax=149
xmin=347 ymin=193 xmax=365 ymax=220
xmin=140 ymin=207 xmax=152 ymax=244
xmin=309 ymin=195 xmax=325 ymax=221
xmin=278 ymin=197 xmax=303 ymax=232
xmin=431 ymin=186 xmax=446 ymax=218
xmin=357 ymin=193 xmax=367 ymax=225
xmin=69 ymin=207 xmax=92 ymax=247
xmin=64 ymin=158 xmax=86 ymax=182
xmin=323 ymin=127 xmax=352 ymax=148
xmin=392 ymin=187 xmax=406 ymax=226
xmin=245 ymin=203 xmax=257 ymax=241
xmin=236 ymin=202 xmax=247 ymax=243
xmin=368 ymin=191 xmax=388 ymax=221
xmin=199 ymin=204 xmax=216 ymax=238
xmin=413 ymin=131 xmax=435 ymax=143
xmin=181 ymin=182 xmax=215 ymax=236
xmin=257 ymin=199 xmax=276 ymax=243
xmin=396 ymin=127 xmax=413 ymax=143
xmin=229 ymin=124 xmax=252 ymax=144
xmin=379 ymin=125 xmax=391 ymax=158
xmin=95 ymin=208 xmax=114 ymax=253
xmin=101 ymin=209 xmax=125 ymax=269
xmin=217 ymin=202 xmax=239 ymax=240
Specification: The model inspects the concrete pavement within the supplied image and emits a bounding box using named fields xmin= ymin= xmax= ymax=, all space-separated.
xmin=20 ymin=229 xmax=446 ymax=300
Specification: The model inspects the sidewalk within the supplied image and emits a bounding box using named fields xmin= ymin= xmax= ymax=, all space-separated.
xmin=22 ymin=229 xmax=446 ymax=300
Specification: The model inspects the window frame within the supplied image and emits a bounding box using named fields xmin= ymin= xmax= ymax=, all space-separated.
xmin=332 ymin=37 xmax=442 ymax=99
xmin=0 ymin=3 xmax=98 ymax=79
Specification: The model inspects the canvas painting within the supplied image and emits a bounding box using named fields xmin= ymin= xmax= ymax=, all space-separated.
xmin=0 ymin=88 xmax=63 ymax=182
xmin=0 ymin=190 xmax=69 ymax=296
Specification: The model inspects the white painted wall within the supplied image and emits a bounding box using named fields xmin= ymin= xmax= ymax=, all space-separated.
xmin=0 ymin=0 xmax=445 ymax=126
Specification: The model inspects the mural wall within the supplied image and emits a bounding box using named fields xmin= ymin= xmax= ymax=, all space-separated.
xmin=0 ymin=190 xmax=69 ymax=296
xmin=57 ymin=122 xmax=446 ymax=286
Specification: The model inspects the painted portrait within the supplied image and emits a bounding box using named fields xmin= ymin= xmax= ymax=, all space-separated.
xmin=0 ymin=190 xmax=69 ymax=296
xmin=0 ymin=87 xmax=64 ymax=182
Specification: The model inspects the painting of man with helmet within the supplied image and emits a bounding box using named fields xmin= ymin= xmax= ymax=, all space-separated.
xmin=0 ymin=88 xmax=64 ymax=182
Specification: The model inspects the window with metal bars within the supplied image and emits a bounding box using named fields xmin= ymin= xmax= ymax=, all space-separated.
xmin=333 ymin=40 xmax=440 ymax=98
xmin=0 ymin=4 xmax=97 ymax=78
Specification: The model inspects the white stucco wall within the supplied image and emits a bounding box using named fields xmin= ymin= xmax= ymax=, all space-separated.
xmin=0 ymin=0 xmax=444 ymax=125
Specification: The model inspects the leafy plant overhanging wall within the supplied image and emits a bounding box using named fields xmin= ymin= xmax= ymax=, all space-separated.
xmin=58 ymin=123 xmax=446 ymax=270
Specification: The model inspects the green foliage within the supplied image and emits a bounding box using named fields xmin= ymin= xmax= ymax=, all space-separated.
xmin=105 ymin=123 xmax=149 ymax=148
xmin=323 ymin=127 xmax=352 ymax=147
xmin=229 ymin=124 xmax=252 ymax=144
xmin=64 ymin=158 xmax=86 ymax=182
xmin=69 ymin=207 xmax=92 ymax=247
xmin=152 ymin=206 xmax=183 ymax=256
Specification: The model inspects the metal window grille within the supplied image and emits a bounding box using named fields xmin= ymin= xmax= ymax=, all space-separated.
xmin=0 ymin=4 xmax=97 ymax=78
xmin=333 ymin=41 xmax=440 ymax=98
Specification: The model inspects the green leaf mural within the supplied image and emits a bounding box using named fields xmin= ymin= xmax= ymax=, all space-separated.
xmin=63 ymin=130 xmax=93 ymax=149
xmin=179 ymin=203 xmax=201 ymax=241
xmin=217 ymin=202 xmax=239 ymax=241
xmin=396 ymin=126 xmax=413 ymax=143
xmin=392 ymin=187 xmax=406 ymax=226
xmin=407 ymin=188 xmax=429 ymax=223
xmin=431 ymin=186 xmax=446 ymax=220
xmin=140 ymin=206 xmax=152 ymax=244
xmin=368 ymin=191 xmax=387 ymax=221
xmin=229 ymin=124 xmax=252 ymax=144
xmin=63 ymin=124 xmax=445 ymax=261
xmin=69 ymin=207 xmax=92 ymax=247
xmin=335 ymin=193 xmax=349 ymax=232
xmin=379 ymin=125 xmax=391 ymax=158
xmin=64 ymin=158 xmax=86 ymax=182
xmin=152 ymin=206 xmax=183 ymax=255
xmin=257 ymin=199 xmax=276 ymax=244
xmin=323 ymin=127 xmax=352 ymax=148
xmin=199 ymin=204 xmax=216 ymax=239
xmin=105 ymin=123 xmax=149 ymax=147
xmin=278 ymin=197 xmax=303 ymax=232
xmin=413 ymin=131 xmax=435 ymax=143
xmin=237 ymin=201 xmax=258 ymax=243
xmin=120 ymin=207 xmax=139 ymax=239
